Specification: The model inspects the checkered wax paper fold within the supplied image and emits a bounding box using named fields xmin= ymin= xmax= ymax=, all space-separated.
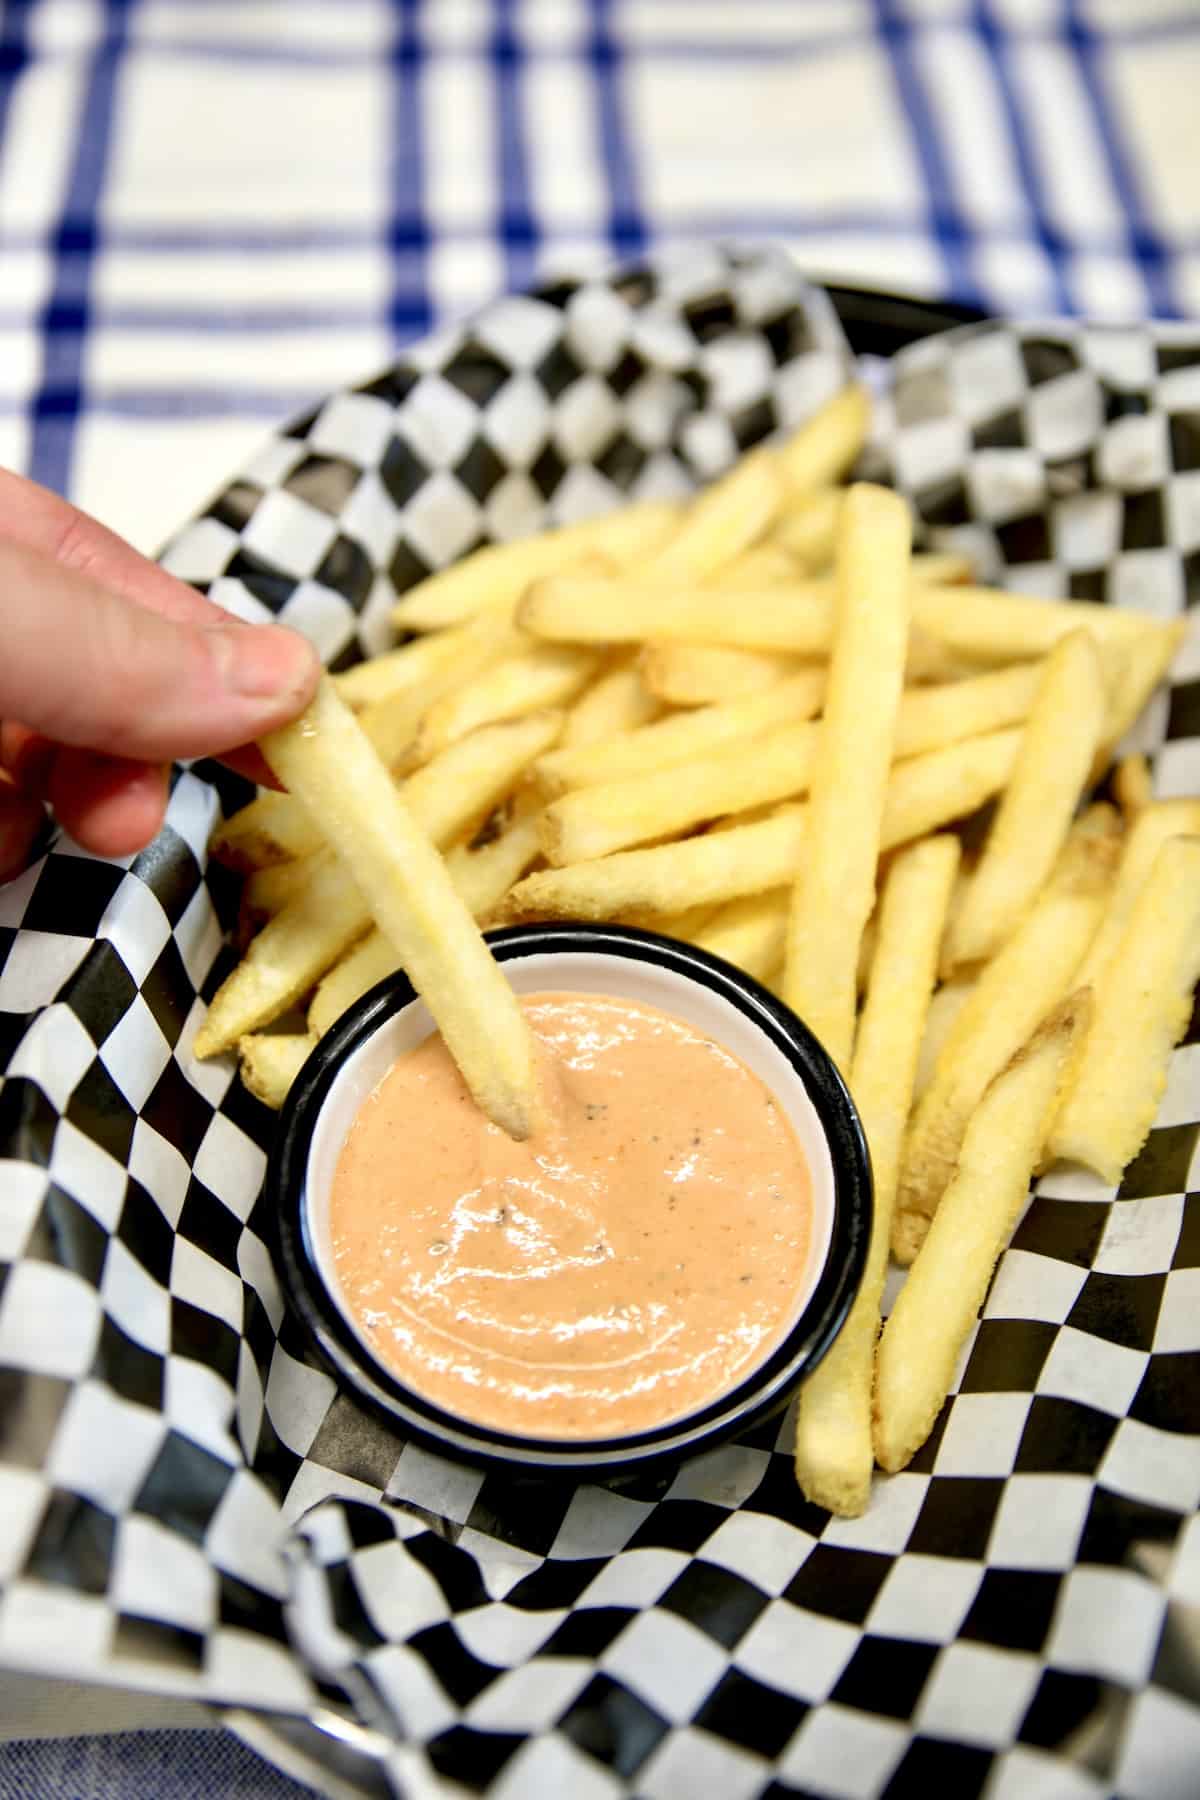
xmin=1 ymin=245 xmax=1198 ymax=1799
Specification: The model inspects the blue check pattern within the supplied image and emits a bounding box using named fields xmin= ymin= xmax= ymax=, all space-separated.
xmin=0 ymin=0 xmax=1197 ymax=544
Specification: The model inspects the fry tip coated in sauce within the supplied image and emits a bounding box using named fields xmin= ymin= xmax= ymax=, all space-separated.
xmin=330 ymin=992 xmax=813 ymax=1439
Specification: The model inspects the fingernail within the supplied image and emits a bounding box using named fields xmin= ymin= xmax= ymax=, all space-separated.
xmin=210 ymin=625 xmax=319 ymax=702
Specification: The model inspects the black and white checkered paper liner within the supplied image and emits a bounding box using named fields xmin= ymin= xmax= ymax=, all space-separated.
xmin=0 ymin=247 xmax=1197 ymax=1800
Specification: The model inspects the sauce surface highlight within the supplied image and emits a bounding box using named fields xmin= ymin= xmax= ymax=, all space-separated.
xmin=329 ymin=992 xmax=812 ymax=1438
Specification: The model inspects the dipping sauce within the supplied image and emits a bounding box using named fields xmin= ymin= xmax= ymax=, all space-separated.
xmin=329 ymin=993 xmax=813 ymax=1439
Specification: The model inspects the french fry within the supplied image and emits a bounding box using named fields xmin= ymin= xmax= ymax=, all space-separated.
xmin=647 ymin=448 xmax=783 ymax=580
xmin=412 ymin=644 xmax=599 ymax=762
xmin=773 ymin=488 xmax=842 ymax=567
xmin=1113 ymin=752 xmax=1153 ymax=820
xmin=911 ymin=551 xmax=974 ymax=585
xmin=392 ymin=712 xmax=563 ymax=848
xmin=943 ymin=631 xmax=1107 ymax=971
xmin=875 ymin=992 xmax=1091 ymax=1472
xmin=691 ymin=889 xmax=790 ymax=984
xmin=784 ymin=484 xmax=913 ymax=1071
xmin=307 ymin=931 xmax=403 ymax=1041
xmin=911 ymin=583 xmax=1155 ymax=665
xmin=243 ymin=851 xmax=325 ymax=919
xmin=541 ymin=720 xmax=820 ymax=865
xmin=237 ymin=1033 xmax=318 ymax=1111
xmin=500 ymin=808 xmax=807 ymax=923
xmin=712 ymin=543 xmax=800 ymax=587
xmin=503 ymin=730 xmax=1020 ymax=925
xmin=197 ymin=712 xmax=560 ymax=1058
xmin=892 ymin=813 xmax=1117 ymax=1264
xmin=1094 ymin=618 xmax=1185 ymax=773
xmin=521 ymin=571 xmax=834 ymax=653
xmin=389 ymin=500 xmax=680 ymax=632
xmin=1046 ymin=836 xmax=1200 ymax=1181
xmin=776 ymin=385 xmax=870 ymax=492
xmin=1073 ymin=799 xmax=1200 ymax=994
xmin=307 ymin=808 xmax=544 ymax=1038
xmin=639 ymin=643 xmax=801 ymax=707
xmin=197 ymin=852 xmax=374 ymax=1055
xmin=214 ymin=614 xmax=526 ymax=867
xmin=333 ymin=608 xmax=515 ymax=710
xmin=533 ymin=669 xmax=828 ymax=798
xmin=211 ymin=788 xmax=320 ymax=870
xmin=794 ymin=834 xmax=960 ymax=1516
xmin=891 ymin=662 xmax=1042 ymax=760
xmin=913 ymin=978 xmax=976 ymax=1105
xmin=560 ymin=655 xmax=659 ymax=748
xmin=445 ymin=807 xmax=544 ymax=918
xmin=247 ymin=677 xmax=539 ymax=1139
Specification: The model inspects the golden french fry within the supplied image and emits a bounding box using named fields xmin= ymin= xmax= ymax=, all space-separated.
xmin=1094 ymin=619 xmax=1186 ymax=774
xmin=307 ymin=932 xmax=403 ymax=1040
xmin=893 ymin=814 xmax=1117 ymax=1264
xmin=1074 ymin=799 xmax=1200 ymax=995
xmin=525 ymin=568 xmax=1158 ymax=664
xmin=520 ymin=572 xmax=834 ymax=652
xmin=903 ymin=626 xmax=983 ymax=686
xmin=875 ymin=992 xmax=1090 ymax=1473
xmin=243 ymin=851 xmax=325 ymax=919
xmin=533 ymin=669 xmax=827 ymax=799
xmin=503 ymin=730 xmax=1019 ymax=925
xmin=943 ymin=631 xmax=1107 ymax=971
xmin=197 ymin=853 xmax=373 ymax=1056
xmin=648 ymin=448 xmax=784 ymax=580
xmin=1113 ymin=752 xmax=1153 ymax=820
xmin=784 ymin=484 xmax=913 ymax=1071
xmin=911 ymin=551 xmax=974 ymax=585
xmin=541 ymin=720 xmax=820 ymax=865
xmin=624 ymin=903 xmax=721 ymax=942
xmin=197 ymin=711 xmax=560 ymax=1060
xmin=892 ymin=662 xmax=1042 ymax=760
xmin=638 ymin=643 xmax=801 ymax=707
xmin=211 ymin=789 xmax=317 ymax=870
xmin=389 ymin=500 xmax=680 ymax=632
xmin=713 ymin=543 xmax=802 ymax=586
xmin=354 ymin=616 xmax=527 ymax=770
xmin=446 ymin=814 xmax=544 ymax=924
xmin=1046 ymin=836 xmax=1200 ymax=1182
xmin=773 ymin=488 xmax=843 ymax=568
xmin=913 ymin=978 xmax=976 ymax=1105
xmin=911 ymin=583 xmax=1155 ymax=665
xmin=237 ymin=1033 xmax=318 ymax=1111
xmin=333 ymin=608 xmax=514 ymax=710
xmin=776 ymin=385 xmax=870 ymax=492
xmin=248 ymin=678 xmax=538 ymax=1138
xmin=560 ymin=655 xmax=659 ymax=748
xmin=691 ymin=889 xmax=790 ymax=984
xmin=412 ymin=644 xmax=599 ymax=762
xmin=794 ymin=834 xmax=960 ymax=1516
xmin=308 ymin=807 xmax=544 ymax=1037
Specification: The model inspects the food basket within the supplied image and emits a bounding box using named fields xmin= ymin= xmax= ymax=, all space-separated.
xmin=1 ymin=245 xmax=1197 ymax=1799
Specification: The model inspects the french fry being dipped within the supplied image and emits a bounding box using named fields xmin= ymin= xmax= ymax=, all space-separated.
xmin=250 ymin=677 xmax=539 ymax=1140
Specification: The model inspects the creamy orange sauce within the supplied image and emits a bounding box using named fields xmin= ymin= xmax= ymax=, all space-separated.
xmin=329 ymin=992 xmax=812 ymax=1438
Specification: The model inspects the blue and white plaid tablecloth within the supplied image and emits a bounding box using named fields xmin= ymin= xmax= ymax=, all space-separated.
xmin=1 ymin=0 xmax=1198 ymax=555
xmin=0 ymin=3 xmax=1197 ymax=1795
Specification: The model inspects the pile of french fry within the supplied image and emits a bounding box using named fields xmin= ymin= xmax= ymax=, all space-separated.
xmin=199 ymin=382 xmax=1200 ymax=1514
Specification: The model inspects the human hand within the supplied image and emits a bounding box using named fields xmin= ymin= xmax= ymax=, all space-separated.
xmin=0 ymin=469 xmax=320 ymax=883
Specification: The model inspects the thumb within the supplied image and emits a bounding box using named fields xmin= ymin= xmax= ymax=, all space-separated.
xmin=0 ymin=539 xmax=320 ymax=761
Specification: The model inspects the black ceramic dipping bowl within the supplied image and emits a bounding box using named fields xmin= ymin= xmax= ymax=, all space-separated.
xmin=270 ymin=923 xmax=873 ymax=1479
